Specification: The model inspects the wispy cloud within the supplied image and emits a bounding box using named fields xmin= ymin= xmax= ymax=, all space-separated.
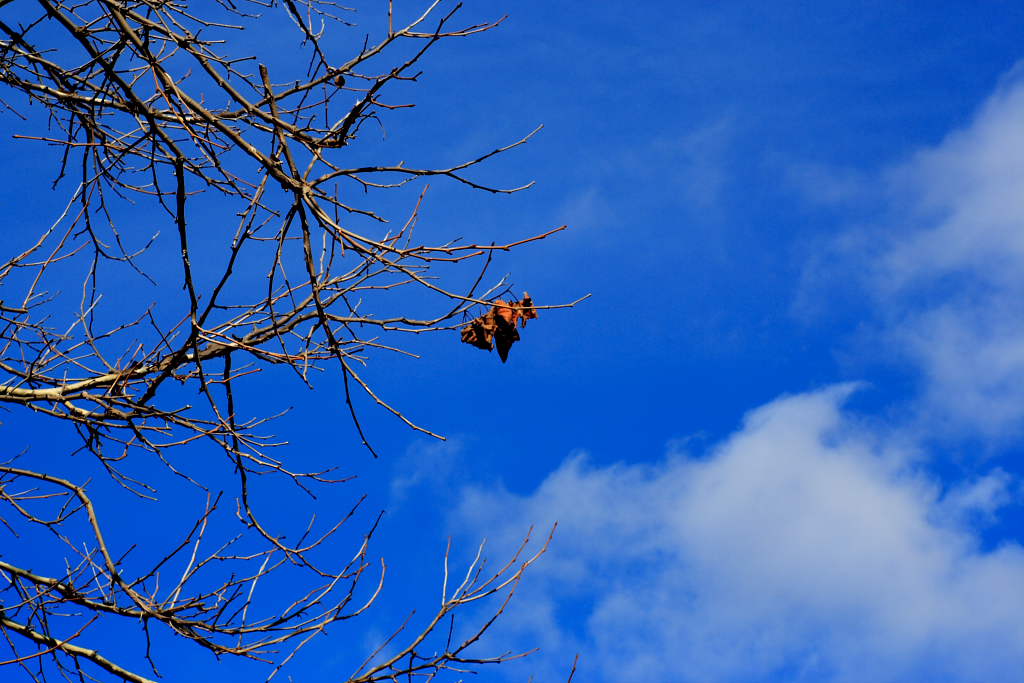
xmin=560 ymin=115 xmax=737 ymax=228
xmin=782 ymin=160 xmax=871 ymax=207
xmin=797 ymin=65 xmax=1024 ymax=438
xmin=452 ymin=387 xmax=1024 ymax=682
xmin=667 ymin=116 xmax=736 ymax=209
xmin=389 ymin=437 xmax=464 ymax=507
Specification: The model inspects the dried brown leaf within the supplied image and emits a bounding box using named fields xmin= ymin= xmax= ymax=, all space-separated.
xmin=460 ymin=293 xmax=538 ymax=362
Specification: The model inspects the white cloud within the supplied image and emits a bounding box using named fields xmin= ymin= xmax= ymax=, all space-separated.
xmin=820 ymin=65 xmax=1024 ymax=436
xmin=453 ymin=387 xmax=1024 ymax=682
xmin=881 ymin=67 xmax=1024 ymax=287
xmin=937 ymin=467 xmax=1017 ymax=525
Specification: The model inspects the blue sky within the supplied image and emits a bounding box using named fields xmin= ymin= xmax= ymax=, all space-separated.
xmin=6 ymin=1 xmax=1024 ymax=682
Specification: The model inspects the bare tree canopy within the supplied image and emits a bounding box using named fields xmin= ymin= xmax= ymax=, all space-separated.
xmin=0 ymin=1 xmax=578 ymax=680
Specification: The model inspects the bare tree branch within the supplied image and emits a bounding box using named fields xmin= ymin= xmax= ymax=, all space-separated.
xmin=0 ymin=1 xmax=579 ymax=681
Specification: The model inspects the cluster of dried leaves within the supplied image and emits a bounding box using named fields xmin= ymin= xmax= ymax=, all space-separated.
xmin=461 ymin=293 xmax=538 ymax=362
